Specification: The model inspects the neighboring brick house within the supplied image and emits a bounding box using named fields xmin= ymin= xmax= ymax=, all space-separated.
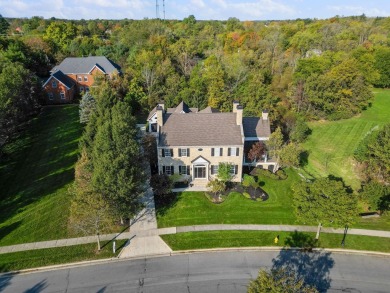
xmin=42 ymin=56 xmax=121 ymax=104
xmin=148 ymin=101 xmax=275 ymax=186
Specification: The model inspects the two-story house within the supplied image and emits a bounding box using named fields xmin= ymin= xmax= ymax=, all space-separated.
xmin=148 ymin=101 xmax=275 ymax=187
xmin=42 ymin=56 xmax=121 ymax=104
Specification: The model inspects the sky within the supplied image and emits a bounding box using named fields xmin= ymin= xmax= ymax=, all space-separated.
xmin=1 ymin=0 xmax=389 ymax=21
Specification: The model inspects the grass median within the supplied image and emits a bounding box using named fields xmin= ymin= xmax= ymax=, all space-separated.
xmin=161 ymin=231 xmax=390 ymax=253
xmin=0 ymin=239 xmax=127 ymax=273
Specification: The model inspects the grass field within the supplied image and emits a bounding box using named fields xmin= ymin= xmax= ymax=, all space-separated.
xmin=156 ymin=169 xmax=299 ymax=228
xmin=162 ymin=231 xmax=390 ymax=253
xmin=0 ymin=239 xmax=126 ymax=273
xmin=0 ymin=105 xmax=82 ymax=246
xmin=303 ymin=89 xmax=390 ymax=191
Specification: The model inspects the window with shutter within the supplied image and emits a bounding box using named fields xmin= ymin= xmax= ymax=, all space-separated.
xmin=228 ymin=148 xmax=231 ymax=156
xmin=220 ymin=148 xmax=223 ymax=156
xmin=236 ymin=148 xmax=239 ymax=156
xmin=230 ymin=165 xmax=237 ymax=175
xmin=164 ymin=149 xmax=171 ymax=157
xmin=211 ymin=148 xmax=215 ymax=156
xmin=179 ymin=148 xmax=188 ymax=157
xmin=187 ymin=166 xmax=190 ymax=175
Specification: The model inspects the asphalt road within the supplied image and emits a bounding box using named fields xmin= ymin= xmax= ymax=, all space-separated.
xmin=1 ymin=250 xmax=389 ymax=293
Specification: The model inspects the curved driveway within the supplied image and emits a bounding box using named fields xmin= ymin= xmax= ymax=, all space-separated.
xmin=1 ymin=250 xmax=389 ymax=293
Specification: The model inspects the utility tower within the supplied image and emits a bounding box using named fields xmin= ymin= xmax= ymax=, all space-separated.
xmin=156 ymin=0 xmax=165 ymax=20
xmin=156 ymin=0 xmax=160 ymax=19
xmin=163 ymin=0 xmax=165 ymax=20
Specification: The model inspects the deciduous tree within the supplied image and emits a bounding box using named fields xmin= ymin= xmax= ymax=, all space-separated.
xmin=292 ymin=177 xmax=358 ymax=239
xmin=248 ymin=267 xmax=319 ymax=293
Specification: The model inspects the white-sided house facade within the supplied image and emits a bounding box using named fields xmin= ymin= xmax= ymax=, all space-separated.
xmin=148 ymin=101 xmax=275 ymax=187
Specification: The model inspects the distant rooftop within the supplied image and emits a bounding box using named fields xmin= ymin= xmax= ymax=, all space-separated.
xmin=51 ymin=56 xmax=121 ymax=75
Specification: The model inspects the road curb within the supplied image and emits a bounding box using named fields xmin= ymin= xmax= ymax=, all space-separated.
xmin=171 ymin=246 xmax=390 ymax=257
xmin=5 ymin=246 xmax=390 ymax=276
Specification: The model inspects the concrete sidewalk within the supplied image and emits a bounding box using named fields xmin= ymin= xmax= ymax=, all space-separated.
xmin=0 ymin=232 xmax=132 ymax=254
xmin=1 ymin=224 xmax=389 ymax=255
xmin=157 ymin=224 xmax=390 ymax=238
xmin=117 ymin=187 xmax=172 ymax=258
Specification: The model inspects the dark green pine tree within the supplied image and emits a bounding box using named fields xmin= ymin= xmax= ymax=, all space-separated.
xmin=92 ymin=101 xmax=145 ymax=221
xmin=0 ymin=15 xmax=9 ymax=35
xmin=79 ymin=92 xmax=96 ymax=124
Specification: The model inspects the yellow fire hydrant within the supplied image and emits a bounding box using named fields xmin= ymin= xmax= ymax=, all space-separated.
xmin=274 ymin=235 xmax=279 ymax=244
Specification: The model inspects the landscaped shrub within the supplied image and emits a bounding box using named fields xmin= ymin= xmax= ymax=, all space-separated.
xmin=255 ymin=169 xmax=279 ymax=180
xmin=254 ymin=168 xmax=288 ymax=180
xmin=242 ymin=192 xmax=251 ymax=199
xmin=242 ymin=174 xmax=256 ymax=188
xmin=276 ymin=169 xmax=288 ymax=180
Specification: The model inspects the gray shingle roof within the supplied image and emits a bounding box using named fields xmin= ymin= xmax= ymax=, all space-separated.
xmin=51 ymin=56 xmax=121 ymax=75
xmin=243 ymin=117 xmax=271 ymax=138
xmin=198 ymin=106 xmax=220 ymax=113
xmin=159 ymin=113 xmax=243 ymax=147
xmin=43 ymin=70 xmax=75 ymax=89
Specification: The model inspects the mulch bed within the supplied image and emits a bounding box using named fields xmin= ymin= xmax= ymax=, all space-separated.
xmin=244 ymin=185 xmax=269 ymax=201
xmin=206 ymin=183 xmax=269 ymax=203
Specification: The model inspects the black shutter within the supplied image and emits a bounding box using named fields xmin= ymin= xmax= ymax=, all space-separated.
xmin=228 ymin=148 xmax=231 ymax=156
xmin=235 ymin=165 xmax=238 ymax=174
xmin=236 ymin=148 xmax=239 ymax=156
xmin=179 ymin=166 xmax=182 ymax=175
xmin=211 ymin=148 xmax=214 ymax=156
xmin=220 ymin=148 xmax=223 ymax=156
xmin=211 ymin=165 xmax=214 ymax=175
xmin=187 ymin=148 xmax=190 ymax=157
xmin=162 ymin=149 xmax=165 ymax=157
xmin=162 ymin=166 xmax=166 ymax=173
xmin=170 ymin=149 xmax=173 ymax=157
xmin=187 ymin=166 xmax=190 ymax=175
xmin=178 ymin=148 xmax=182 ymax=157
xmin=171 ymin=166 xmax=174 ymax=174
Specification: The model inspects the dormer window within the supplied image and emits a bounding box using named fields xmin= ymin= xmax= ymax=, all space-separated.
xmin=84 ymin=76 xmax=88 ymax=82
xmin=78 ymin=76 xmax=82 ymax=82
xmin=51 ymin=80 xmax=57 ymax=88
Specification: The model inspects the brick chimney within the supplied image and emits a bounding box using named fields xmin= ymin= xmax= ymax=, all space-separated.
xmin=236 ymin=105 xmax=243 ymax=125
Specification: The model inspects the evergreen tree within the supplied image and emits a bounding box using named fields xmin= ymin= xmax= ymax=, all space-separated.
xmin=79 ymin=92 xmax=96 ymax=124
xmin=92 ymin=101 xmax=145 ymax=221
xmin=0 ymin=15 xmax=9 ymax=35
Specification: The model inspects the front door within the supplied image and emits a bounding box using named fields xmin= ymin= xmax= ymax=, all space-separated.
xmin=194 ymin=165 xmax=206 ymax=179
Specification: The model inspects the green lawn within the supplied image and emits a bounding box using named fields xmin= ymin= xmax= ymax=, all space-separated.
xmin=162 ymin=231 xmax=390 ymax=253
xmin=156 ymin=169 xmax=299 ymax=228
xmin=0 ymin=105 xmax=82 ymax=246
xmin=0 ymin=239 xmax=126 ymax=273
xmin=303 ymin=89 xmax=390 ymax=191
